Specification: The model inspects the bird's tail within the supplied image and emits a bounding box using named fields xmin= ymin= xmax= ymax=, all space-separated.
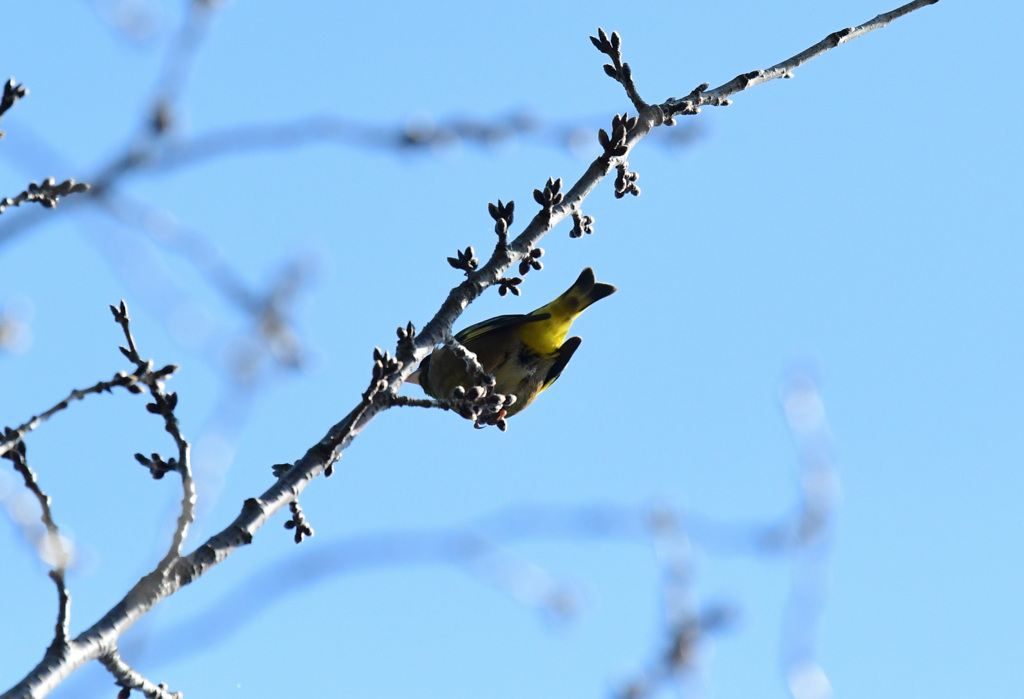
xmin=521 ymin=267 xmax=616 ymax=353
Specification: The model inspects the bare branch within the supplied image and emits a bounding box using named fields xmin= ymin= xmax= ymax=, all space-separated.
xmin=98 ymin=648 xmax=181 ymax=699
xmin=0 ymin=78 xmax=28 ymax=137
xmin=590 ymin=29 xmax=647 ymax=111
xmin=2 ymin=1 xmax=932 ymax=693
xmin=109 ymin=301 xmax=195 ymax=572
xmin=663 ymin=0 xmax=941 ymax=117
xmin=0 ymin=310 xmax=178 ymax=461
xmin=48 ymin=571 xmax=71 ymax=654
xmin=1 ymin=433 xmax=73 ymax=657
xmin=390 ymin=395 xmax=444 ymax=410
xmin=337 ymin=0 xmax=941 ymax=473
xmin=283 ymin=501 xmax=314 ymax=544
xmin=138 ymin=0 xmax=217 ymax=144
xmin=0 ymin=178 xmax=90 ymax=215
xmin=0 ymin=368 xmax=144 ymax=459
xmin=0 ymin=434 xmax=64 ymax=562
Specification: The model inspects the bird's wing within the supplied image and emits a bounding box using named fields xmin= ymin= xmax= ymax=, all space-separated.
xmin=541 ymin=336 xmax=582 ymax=391
xmin=455 ymin=312 xmax=552 ymax=344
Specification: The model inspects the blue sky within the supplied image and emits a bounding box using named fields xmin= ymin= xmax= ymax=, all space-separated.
xmin=1 ymin=1 xmax=1021 ymax=697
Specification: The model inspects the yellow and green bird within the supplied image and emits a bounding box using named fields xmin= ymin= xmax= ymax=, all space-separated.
xmin=411 ymin=267 xmax=616 ymax=416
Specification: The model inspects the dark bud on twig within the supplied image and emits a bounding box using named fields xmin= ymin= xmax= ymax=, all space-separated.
xmin=590 ymin=29 xmax=627 ymax=83
xmin=487 ymin=199 xmax=515 ymax=226
xmin=284 ymin=501 xmax=314 ymax=544
xmin=1 ymin=427 xmax=26 ymax=460
xmin=533 ymin=177 xmax=563 ymax=215
xmin=150 ymin=102 xmax=173 ymax=135
xmin=134 ymin=452 xmax=176 ymax=479
xmin=447 ymin=246 xmax=479 ymax=274
xmin=396 ymin=321 xmax=416 ymax=341
xmin=497 ymin=277 xmax=522 ymax=297
xmin=152 ymin=364 xmax=179 ymax=380
xmin=396 ymin=321 xmax=417 ymax=354
xmin=0 ymin=79 xmax=28 ymax=118
xmin=487 ymin=199 xmax=515 ymax=250
xmin=0 ymin=79 xmax=28 ymax=138
xmin=109 ymin=300 xmax=130 ymax=325
xmin=668 ymin=82 xmax=714 ymax=118
xmin=271 ymin=463 xmax=292 ymax=477
xmin=371 ymin=346 xmax=400 ymax=380
xmin=612 ymin=112 xmax=639 ymax=133
xmin=615 ymin=162 xmax=641 ymax=198
xmin=570 ymin=211 xmax=595 ymax=238
xmin=518 ymin=247 xmax=544 ymax=275
xmin=589 ymin=28 xmax=614 ymax=55
xmin=599 ymin=113 xmax=634 ymax=160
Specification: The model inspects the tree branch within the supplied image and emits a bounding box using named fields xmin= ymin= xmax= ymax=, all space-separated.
xmin=109 ymin=301 xmax=195 ymax=572
xmin=98 ymin=648 xmax=181 ymax=699
xmin=0 ymin=178 xmax=90 ymax=216
xmin=3 ymin=1 xmax=933 ymax=695
xmin=0 ymin=78 xmax=28 ymax=138
xmin=662 ymin=0 xmax=941 ymax=117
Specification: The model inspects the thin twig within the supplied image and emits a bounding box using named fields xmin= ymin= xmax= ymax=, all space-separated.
xmin=0 ymin=352 xmax=157 ymax=460
xmin=47 ymin=571 xmax=71 ymax=653
xmin=662 ymin=0 xmax=941 ymax=117
xmin=591 ymin=29 xmax=648 ymax=112
xmin=390 ymin=395 xmax=442 ymax=409
xmin=1 ymin=435 xmax=73 ymax=656
xmin=0 ymin=178 xmax=90 ymax=216
xmin=98 ymin=647 xmax=181 ymax=699
xmin=0 ymin=78 xmax=28 ymax=137
xmin=109 ymin=302 xmax=195 ymax=571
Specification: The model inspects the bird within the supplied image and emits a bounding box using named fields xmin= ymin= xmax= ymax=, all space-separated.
xmin=409 ymin=267 xmax=616 ymax=417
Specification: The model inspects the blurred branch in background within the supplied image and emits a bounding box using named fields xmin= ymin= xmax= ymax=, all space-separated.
xmin=779 ymin=373 xmax=837 ymax=699
xmin=0 ymin=0 xmax=929 ymax=691
xmin=0 ymin=0 xmax=701 ymax=499
xmin=80 ymin=0 xmax=162 ymax=44
xmin=0 ymin=0 xmax=702 ymax=530
xmin=0 ymin=1 xmax=305 ymax=390
xmin=1 ymin=79 xmax=92 ymax=216
xmin=0 ymin=0 xmax=701 ymax=360
xmin=83 ymin=374 xmax=834 ymax=699
xmin=0 ymin=303 xmax=191 ymax=698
